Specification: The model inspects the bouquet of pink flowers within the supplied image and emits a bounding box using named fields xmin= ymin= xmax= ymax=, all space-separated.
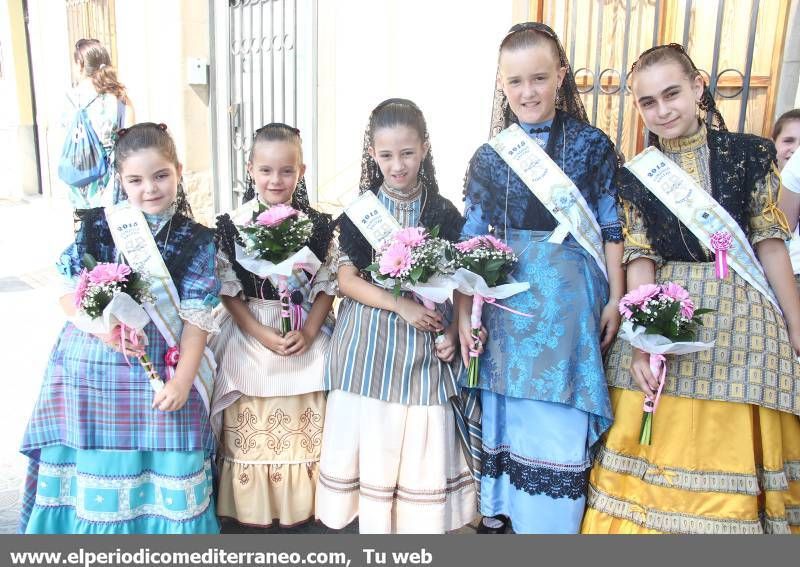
xmin=451 ymin=235 xmax=530 ymax=387
xmin=367 ymin=226 xmax=457 ymax=312
xmin=236 ymin=202 xmax=320 ymax=335
xmin=618 ymin=282 xmax=714 ymax=445
xmin=72 ymin=254 xmax=164 ymax=391
xmin=238 ymin=203 xmax=313 ymax=264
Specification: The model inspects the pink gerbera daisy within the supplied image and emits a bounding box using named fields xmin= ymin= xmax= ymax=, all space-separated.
xmin=379 ymin=242 xmax=413 ymax=277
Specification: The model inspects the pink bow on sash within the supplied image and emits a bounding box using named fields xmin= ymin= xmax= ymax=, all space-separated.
xmin=710 ymin=231 xmax=732 ymax=279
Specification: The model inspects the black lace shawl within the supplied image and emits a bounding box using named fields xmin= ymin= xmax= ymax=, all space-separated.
xmin=618 ymin=130 xmax=776 ymax=261
xmin=337 ymin=184 xmax=465 ymax=272
xmin=215 ymin=201 xmax=334 ymax=300
xmin=466 ymin=110 xmax=621 ymax=239
xmin=73 ymin=207 xmax=213 ymax=286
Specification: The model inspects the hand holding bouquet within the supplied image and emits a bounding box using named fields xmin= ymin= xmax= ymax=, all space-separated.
xmin=72 ymin=254 xmax=164 ymax=392
xmin=236 ymin=202 xmax=320 ymax=335
xmin=451 ymin=235 xmax=530 ymax=387
xmin=367 ymin=226 xmax=458 ymax=320
xmin=618 ymin=282 xmax=714 ymax=445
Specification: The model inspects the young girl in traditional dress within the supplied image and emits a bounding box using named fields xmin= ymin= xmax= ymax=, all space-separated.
xmin=210 ymin=123 xmax=335 ymax=528
xmin=316 ymin=98 xmax=478 ymax=534
xmin=20 ymin=123 xmax=220 ymax=534
xmin=582 ymin=44 xmax=800 ymax=534
xmin=458 ymin=22 xmax=624 ymax=534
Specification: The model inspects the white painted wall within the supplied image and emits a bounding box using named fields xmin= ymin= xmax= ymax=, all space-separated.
xmin=316 ymin=0 xmax=515 ymax=212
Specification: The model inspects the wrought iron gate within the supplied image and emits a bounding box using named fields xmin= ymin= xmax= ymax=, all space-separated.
xmin=533 ymin=0 xmax=790 ymax=158
xmin=211 ymin=0 xmax=316 ymax=213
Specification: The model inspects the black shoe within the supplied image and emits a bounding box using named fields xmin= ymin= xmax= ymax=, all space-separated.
xmin=476 ymin=514 xmax=509 ymax=534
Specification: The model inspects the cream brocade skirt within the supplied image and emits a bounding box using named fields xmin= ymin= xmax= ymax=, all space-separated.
xmin=216 ymin=392 xmax=325 ymax=527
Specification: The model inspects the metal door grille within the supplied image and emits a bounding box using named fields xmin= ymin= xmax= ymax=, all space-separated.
xmin=229 ymin=0 xmax=298 ymax=198
xmin=212 ymin=0 xmax=314 ymax=212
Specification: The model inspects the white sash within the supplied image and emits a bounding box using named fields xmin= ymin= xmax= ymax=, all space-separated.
xmin=625 ymin=146 xmax=780 ymax=311
xmin=105 ymin=203 xmax=215 ymax=412
xmin=488 ymin=123 xmax=608 ymax=279
xmin=344 ymin=191 xmax=402 ymax=251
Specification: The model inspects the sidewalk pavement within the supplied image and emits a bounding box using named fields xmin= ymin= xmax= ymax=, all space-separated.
xmin=0 ymin=196 xmax=74 ymax=533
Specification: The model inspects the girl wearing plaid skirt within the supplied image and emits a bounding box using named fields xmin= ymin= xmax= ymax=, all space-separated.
xmin=19 ymin=123 xmax=221 ymax=534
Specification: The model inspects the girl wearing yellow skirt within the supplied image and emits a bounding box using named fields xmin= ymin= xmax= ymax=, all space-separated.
xmin=582 ymin=44 xmax=800 ymax=534
xmin=210 ymin=124 xmax=336 ymax=528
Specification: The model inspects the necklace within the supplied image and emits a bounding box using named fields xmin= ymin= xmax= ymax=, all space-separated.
xmin=369 ymin=185 xmax=428 ymax=270
xmin=381 ymin=180 xmax=422 ymax=202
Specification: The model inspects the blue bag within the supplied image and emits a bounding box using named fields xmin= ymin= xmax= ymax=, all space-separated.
xmin=57 ymin=95 xmax=108 ymax=187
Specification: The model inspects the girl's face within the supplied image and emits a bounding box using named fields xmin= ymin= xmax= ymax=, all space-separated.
xmin=247 ymin=141 xmax=305 ymax=205
xmin=775 ymin=120 xmax=800 ymax=171
xmin=118 ymin=148 xmax=181 ymax=215
xmin=632 ymin=60 xmax=705 ymax=140
xmin=368 ymin=125 xmax=428 ymax=192
xmin=499 ymin=44 xmax=566 ymax=125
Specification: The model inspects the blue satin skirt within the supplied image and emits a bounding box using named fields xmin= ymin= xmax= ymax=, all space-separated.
xmin=480 ymin=391 xmax=591 ymax=534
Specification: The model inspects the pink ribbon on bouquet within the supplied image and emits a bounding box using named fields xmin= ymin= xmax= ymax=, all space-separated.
xmin=642 ymin=353 xmax=667 ymax=414
xmin=710 ymin=231 xmax=732 ymax=279
xmin=112 ymin=323 xmax=142 ymax=365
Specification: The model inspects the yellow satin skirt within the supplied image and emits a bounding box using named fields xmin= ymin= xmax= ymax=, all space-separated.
xmin=581 ymin=387 xmax=800 ymax=534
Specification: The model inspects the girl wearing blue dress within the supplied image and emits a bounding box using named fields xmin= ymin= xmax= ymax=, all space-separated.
xmin=19 ymin=123 xmax=220 ymax=534
xmin=458 ymin=23 xmax=624 ymax=534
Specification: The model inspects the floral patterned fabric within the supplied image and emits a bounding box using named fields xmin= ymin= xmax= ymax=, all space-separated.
xmin=462 ymin=110 xmax=622 ymax=243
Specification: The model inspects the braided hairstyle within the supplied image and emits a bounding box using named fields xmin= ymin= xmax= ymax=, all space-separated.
xmin=113 ymin=122 xmax=192 ymax=217
xmin=359 ymin=98 xmax=439 ymax=195
xmin=629 ymin=43 xmax=727 ymax=146
xmin=339 ymin=98 xmax=464 ymax=270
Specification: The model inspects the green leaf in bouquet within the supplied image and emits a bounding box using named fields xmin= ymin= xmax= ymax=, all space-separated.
xmin=126 ymin=272 xmax=147 ymax=292
xmin=82 ymin=253 xmax=99 ymax=270
xmin=366 ymin=262 xmax=380 ymax=273
xmin=483 ymin=270 xmax=501 ymax=287
xmin=485 ymin=258 xmax=506 ymax=273
xmin=429 ymin=225 xmax=440 ymax=238
xmin=443 ymin=245 xmax=454 ymax=262
xmin=410 ymin=265 xmax=424 ymax=283
xmin=692 ymin=308 xmax=714 ymax=325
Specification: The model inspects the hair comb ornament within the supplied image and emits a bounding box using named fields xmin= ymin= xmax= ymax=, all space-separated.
xmin=157 ymin=123 xmax=168 ymax=132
